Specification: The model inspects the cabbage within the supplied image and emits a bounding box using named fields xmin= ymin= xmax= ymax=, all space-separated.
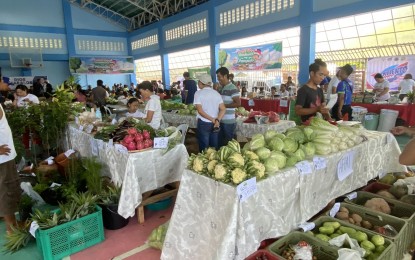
xmin=286 ymin=130 xmax=305 ymax=144
xmin=252 ymin=133 xmax=265 ymax=142
xmin=255 ymin=147 xmax=271 ymax=161
xmin=269 ymin=151 xmax=287 ymax=169
xmin=264 ymin=130 xmax=278 ymax=142
xmin=301 ymin=142 xmax=316 ymax=157
xmin=287 ymin=149 xmax=305 ymax=162
xmin=264 ymin=158 xmax=279 ymax=173
xmin=303 ymin=127 xmax=315 ymax=141
xmin=275 ymin=133 xmax=286 ymax=140
xmin=242 ymin=141 xmax=251 ymax=152
xmin=283 ymin=137 xmax=298 ymax=153
xmin=250 ymin=138 xmax=266 ymax=150
xmin=286 ymin=156 xmax=298 ymax=167
xmin=268 ymin=137 xmax=284 ymax=151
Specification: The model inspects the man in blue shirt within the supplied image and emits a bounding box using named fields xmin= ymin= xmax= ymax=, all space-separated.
xmin=332 ymin=64 xmax=354 ymax=121
xmin=183 ymin=72 xmax=197 ymax=104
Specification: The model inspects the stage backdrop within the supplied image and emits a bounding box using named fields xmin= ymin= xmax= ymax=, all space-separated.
xmin=366 ymin=56 xmax=415 ymax=91
xmin=69 ymin=57 xmax=134 ymax=74
xmin=218 ymin=42 xmax=282 ymax=71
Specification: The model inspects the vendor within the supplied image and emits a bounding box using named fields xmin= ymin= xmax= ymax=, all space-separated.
xmin=373 ymin=73 xmax=390 ymax=101
xmin=391 ymin=126 xmax=415 ymax=165
xmin=295 ymin=59 xmax=330 ymax=123
xmin=138 ymin=81 xmax=162 ymax=130
xmin=398 ymin=74 xmax=415 ymax=101
xmin=13 ymin=84 xmax=40 ymax=107
xmin=125 ymin=98 xmax=145 ymax=118
xmin=331 ymin=64 xmax=354 ymax=121
xmin=278 ymin=84 xmax=289 ymax=99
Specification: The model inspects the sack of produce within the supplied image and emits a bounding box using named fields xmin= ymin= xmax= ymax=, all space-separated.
xmin=147 ymin=221 xmax=169 ymax=250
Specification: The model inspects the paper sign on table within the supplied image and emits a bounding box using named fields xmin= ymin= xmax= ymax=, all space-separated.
xmin=111 ymin=118 xmax=117 ymax=125
xmin=329 ymin=202 xmax=341 ymax=217
xmin=280 ymin=100 xmax=288 ymax=107
xmin=75 ymin=116 xmax=79 ymax=125
xmin=64 ymin=149 xmax=75 ymax=158
xmin=114 ymin=144 xmax=128 ymax=154
xmin=153 ymin=137 xmax=169 ymax=149
xmin=295 ymin=161 xmax=313 ymax=175
xmin=107 ymin=139 xmax=114 ymax=148
xmin=237 ymin=177 xmax=257 ymax=202
xmin=79 ymin=125 xmax=84 ymax=131
xmin=86 ymin=124 xmax=94 ymax=134
xmin=337 ymin=151 xmax=355 ymax=181
xmin=313 ymin=157 xmax=327 ymax=171
xmin=91 ymin=139 xmax=98 ymax=156
xmin=386 ymin=133 xmax=394 ymax=144
xmin=298 ymin=222 xmax=316 ymax=232
xmin=29 ymin=221 xmax=39 ymax=238
xmin=346 ymin=192 xmax=357 ymax=200
xmin=248 ymin=99 xmax=255 ymax=107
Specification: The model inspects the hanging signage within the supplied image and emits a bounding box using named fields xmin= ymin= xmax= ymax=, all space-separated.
xmin=69 ymin=57 xmax=134 ymax=74
xmin=218 ymin=42 xmax=282 ymax=71
xmin=188 ymin=67 xmax=210 ymax=79
xmin=365 ymin=56 xmax=415 ymax=91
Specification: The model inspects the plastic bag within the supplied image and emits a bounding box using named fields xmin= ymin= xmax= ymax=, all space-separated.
xmin=328 ymin=234 xmax=365 ymax=257
xmin=337 ymin=248 xmax=363 ymax=260
xmin=147 ymin=220 xmax=169 ymax=250
xmin=292 ymin=241 xmax=313 ymax=260
xmin=20 ymin=182 xmax=45 ymax=205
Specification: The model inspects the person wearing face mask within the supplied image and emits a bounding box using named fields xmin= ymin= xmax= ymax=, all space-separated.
xmin=331 ymin=64 xmax=354 ymax=121
xmin=295 ymin=59 xmax=330 ymax=124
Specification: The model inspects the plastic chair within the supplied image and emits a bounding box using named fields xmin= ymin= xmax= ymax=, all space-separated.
xmin=176 ymin=124 xmax=189 ymax=144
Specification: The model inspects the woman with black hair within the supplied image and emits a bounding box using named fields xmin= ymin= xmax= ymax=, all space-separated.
xmin=13 ymin=84 xmax=40 ymax=107
xmin=138 ymin=81 xmax=162 ymax=129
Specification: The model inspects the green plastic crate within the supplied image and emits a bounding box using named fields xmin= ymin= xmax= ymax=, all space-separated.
xmin=344 ymin=191 xmax=415 ymax=255
xmin=327 ymin=202 xmax=408 ymax=258
xmin=268 ymin=231 xmax=339 ymax=260
xmin=311 ymin=216 xmax=396 ymax=260
xmin=36 ymin=205 xmax=105 ymax=260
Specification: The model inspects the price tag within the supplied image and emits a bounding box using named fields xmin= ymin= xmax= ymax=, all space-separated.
xmin=107 ymin=139 xmax=114 ymax=148
xmin=86 ymin=124 xmax=94 ymax=134
xmin=248 ymin=99 xmax=255 ymax=107
xmin=153 ymin=137 xmax=169 ymax=149
xmin=91 ymin=139 xmax=98 ymax=156
xmin=313 ymin=157 xmax=327 ymax=171
xmin=298 ymin=222 xmax=315 ymax=232
xmin=386 ymin=133 xmax=394 ymax=144
xmin=44 ymin=156 xmax=54 ymax=165
xmin=295 ymin=161 xmax=313 ymax=175
xmin=75 ymin=116 xmax=79 ymax=125
xmin=114 ymin=143 xmax=128 ymax=154
xmin=64 ymin=149 xmax=75 ymax=158
xmin=346 ymin=192 xmax=357 ymax=200
xmin=329 ymin=202 xmax=341 ymax=217
xmin=50 ymin=183 xmax=62 ymax=188
xmin=111 ymin=118 xmax=117 ymax=125
xmin=378 ymin=171 xmax=387 ymax=179
xmin=365 ymin=114 xmax=374 ymax=120
xmin=237 ymin=177 xmax=257 ymax=202
xmin=280 ymin=99 xmax=288 ymax=107
xmin=79 ymin=125 xmax=84 ymax=131
xmin=29 ymin=221 xmax=39 ymax=238
xmin=337 ymin=151 xmax=355 ymax=181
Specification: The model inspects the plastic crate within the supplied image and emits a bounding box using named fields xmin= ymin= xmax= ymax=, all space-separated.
xmin=311 ymin=216 xmax=396 ymax=260
xmin=268 ymin=231 xmax=338 ymax=260
xmin=361 ymin=182 xmax=392 ymax=194
xmin=245 ymin=249 xmax=280 ymax=260
xmin=327 ymin=202 xmax=407 ymax=258
xmin=36 ymin=205 xmax=105 ymax=260
xmin=344 ymin=192 xmax=415 ymax=257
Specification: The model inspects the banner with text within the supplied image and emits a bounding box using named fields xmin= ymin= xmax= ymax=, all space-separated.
xmin=366 ymin=56 xmax=415 ymax=91
xmin=219 ymin=42 xmax=283 ymax=71
xmin=188 ymin=67 xmax=210 ymax=79
xmin=69 ymin=57 xmax=134 ymax=74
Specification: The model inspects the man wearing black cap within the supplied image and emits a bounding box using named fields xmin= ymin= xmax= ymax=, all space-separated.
xmin=332 ymin=64 xmax=354 ymax=121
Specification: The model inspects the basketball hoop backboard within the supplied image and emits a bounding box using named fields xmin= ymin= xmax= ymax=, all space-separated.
xmin=9 ymin=48 xmax=43 ymax=68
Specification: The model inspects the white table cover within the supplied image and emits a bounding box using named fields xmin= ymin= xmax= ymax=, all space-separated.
xmin=161 ymin=131 xmax=405 ymax=260
xmin=235 ymin=120 xmax=296 ymax=138
xmin=67 ymin=125 xmax=189 ymax=218
xmin=162 ymin=111 xmax=198 ymax=128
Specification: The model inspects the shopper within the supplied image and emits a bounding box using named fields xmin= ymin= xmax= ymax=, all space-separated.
xmin=391 ymin=126 xmax=415 ymax=165
xmin=13 ymin=84 xmax=40 ymax=107
xmin=278 ymin=84 xmax=289 ymax=99
xmin=138 ymin=81 xmax=162 ymax=129
xmin=286 ymin=76 xmax=296 ymax=96
xmin=332 ymin=64 xmax=354 ymax=121
xmin=373 ymin=73 xmax=390 ymax=101
xmin=33 ymin=77 xmax=53 ymax=98
xmin=216 ymin=67 xmax=240 ymax=146
xmin=91 ymin=80 xmax=107 ymax=107
xmin=182 ymin=72 xmax=197 ymax=104
xmin=125 ymin=98 xmax=145 ymax=118
xmin=0 ymin=103 xmax=20 ymax=235
xmin=326 ymin=70 xmax=341 ymax=103
xmin=295 ymin=59 xmax=330 ymax=123
xmin=398 ymin=74 xmax=415 ymax=101
xmin=194 ymin=74 xmax=226 ymax=151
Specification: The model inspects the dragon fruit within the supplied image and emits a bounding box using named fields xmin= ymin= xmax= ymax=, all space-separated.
xmin=134 ymin=133 xmax=143 ymax=143
xmin=127 ymin=128 xmax=138 ymax=136
xmin=123 ymin=135 xmax=134 ymax=144
xmin=142 ymin=130 xmax=151 ymax=140
xmin=126 ymin=142 xmax=136 ymax=151
xmin=143 ymin=139 xmax=153 ymax=148
xmin=136 ymin=141 xmax=145 ymax=150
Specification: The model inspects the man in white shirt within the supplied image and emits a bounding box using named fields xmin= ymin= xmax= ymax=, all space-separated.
xmin=326 ymin=71 xmax=340 ymax=102
xmin=194 ymin=74 xmax=226 ymax=151
xmin=373 ymin=73 xmax=390 ymax=101
xmin=398 ymin=74 xmax=415 ymax=100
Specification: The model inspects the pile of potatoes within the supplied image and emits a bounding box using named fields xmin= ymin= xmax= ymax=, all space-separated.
xmin=335 ymin=206 xmax=374 ymax=230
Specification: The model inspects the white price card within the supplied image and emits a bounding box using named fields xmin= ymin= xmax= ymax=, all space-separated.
xmin=64 ymin=149 xmax=75 ymax=158
xmin=44 ymin=156 xmax=54 ymax=165
xmin=90 ymin=139 xmax=98 ymax=156
xmin=313 ymin=157 xmax=327 ymax=171
xmin=346 ymin=192 xmax=357 ymax=200
xmin=75 ymin=116 xmax=79 ymax=125
xmin=298 ymin=222 xmax=316 ymax=232
xmin=280 ymin=99 xmax=288 ymax=107
xmin=386 ymin=133 xmax=394 ymax=144
xmin=29 ymin=221 xmax=39 ymax=238
xmin=337 ymin=151 xmax=355 ymax=181
xmin=107 ymin=139 xmax=114 ymax=148
xmin=114 ymin=143 xmax=128 ymax=154
xmin=237 ymin=177 xmax=257 ymax=202
xmin=153 ymin=137 xmax=169 ymax=149
xmin=79 ymin=125 xmax=84 ymax=131
xmin=295 ymin=161 xmax=313 ymax=175
xmin=111 ymin=118 xmax=117 ymax=125
xmin=329 ymin=202 xmax=341 ymax=217
xmin=86 ymin=124 xmax=94 ymax=134
xmin=248 ymin=99 xmax=255 ymax=107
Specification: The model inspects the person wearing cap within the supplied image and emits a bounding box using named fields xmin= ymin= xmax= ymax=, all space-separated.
xmin=193 ymin=74 xmax=226 ymax=151
xmin=373 ymin=73 xmax=390 ymax=101
xmin=332 ymin=64 xmax=354 ymax=121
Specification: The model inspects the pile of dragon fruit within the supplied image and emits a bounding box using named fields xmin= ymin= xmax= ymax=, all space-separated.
xmin=120 ymin=128 xmax=153 ymax=151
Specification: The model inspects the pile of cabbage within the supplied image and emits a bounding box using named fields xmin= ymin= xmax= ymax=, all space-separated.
xmin=242 ymin=117 xmax=366 ymax=173
xmin=188 ymin=139 xmax=268 ymax=185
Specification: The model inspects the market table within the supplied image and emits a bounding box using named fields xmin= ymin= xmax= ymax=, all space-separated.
xmin=67 ymin=125 xmax=189 ymax=219
xmin=161 ymin=131 xmax=405 ymax=260
xmin=351 ymin=102 xmax=415 ymax=126
xmin=241 ymin=98 xmax=290 ymax=114
xmin=162 ymin=111 xmax=197 ymax=128
xmin=235 ymin=120 xmax=296 ymax=138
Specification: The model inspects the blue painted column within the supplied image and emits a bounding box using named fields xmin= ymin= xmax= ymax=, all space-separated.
xmin=208 ymin=1 xmax=219 ymax=82
xmin=297 ymin=0 xmax=316 ymax=86
xmin=62 ymin=0 xmax=76 ymax=57
xmin=158 ymin=24 xmax=170 ymax=87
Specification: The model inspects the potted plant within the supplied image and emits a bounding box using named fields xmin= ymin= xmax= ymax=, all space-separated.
xmin=407 ymin=91 xmax=414 ymax=104
xmin=99 ymin=184 xmax=129 ymax=230
xmin=18 ymin=194 xmax=35 ymax=221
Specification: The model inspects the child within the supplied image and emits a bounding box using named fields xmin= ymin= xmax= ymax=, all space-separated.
xmin=125 ymin=98 xmax=145 ymax=118
xmin=332 ymin=64 xmax=354 ymax=121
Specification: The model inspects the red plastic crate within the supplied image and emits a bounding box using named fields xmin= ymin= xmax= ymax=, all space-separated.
xmin=245 ymin=249 xmax=280 ymax=260
xmin=361 ymin=182 xmax=391 ymax=194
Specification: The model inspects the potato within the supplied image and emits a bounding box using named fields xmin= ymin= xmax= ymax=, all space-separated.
xmin=362 ymin=220 xmax=373 ymax=229
xmin=351 ymin=213 xmax=362 ymax=224
xmin=336 ymin=211 xmax=349 ymax=220
xmin=349 ymin=217 xmax=355 ymax=224
xmin=339 ymin=207 xmax=349 ymax=214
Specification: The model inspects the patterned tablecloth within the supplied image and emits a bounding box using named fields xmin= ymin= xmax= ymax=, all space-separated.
xmin=67 ymin=125 xmax=189 ymax=218
xmin=161 ymin=131 xmax=405 ymax=260
xmin=162 ymin=111 xmax=198 ymax=128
